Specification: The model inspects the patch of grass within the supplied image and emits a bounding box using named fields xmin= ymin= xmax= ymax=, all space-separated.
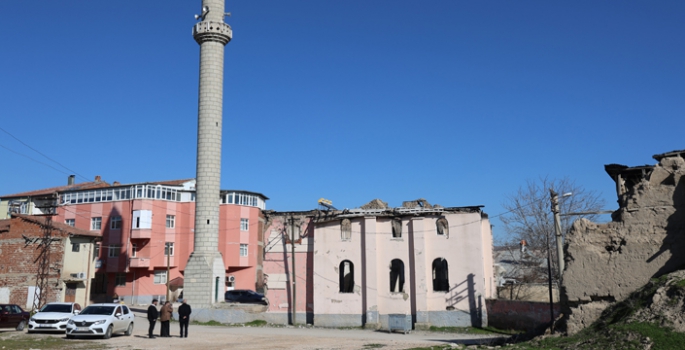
xmin=0 ymin=335 xmax=103 ymax=350
xmin=615 ymin=322 xmax=685 ymax=349
xmin=244 ymin=319 xmax=267 ymax=327
xmin=191 ymin=319 xmax=224 ymax=326
xmin=362 ymin=344 xmax=386 ymax=349
xmin=428 ymin=325 xmax=520 ymax=335
xmin=674 ymin=279 xmax=685 ymax=288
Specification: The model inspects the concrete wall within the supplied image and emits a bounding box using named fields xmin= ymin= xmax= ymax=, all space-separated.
xmin=309 ymin=210 xmax=492 ymax=328
xmin=486 ymin=299 xmax=560 ymax=332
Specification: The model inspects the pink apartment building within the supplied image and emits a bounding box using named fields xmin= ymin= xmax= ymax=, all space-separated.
xmin=0 ymin=177 xmax=268 ymax=305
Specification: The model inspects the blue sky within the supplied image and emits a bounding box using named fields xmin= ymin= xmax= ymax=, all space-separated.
xmin=1 ymin=1 xmax=684 ymax=241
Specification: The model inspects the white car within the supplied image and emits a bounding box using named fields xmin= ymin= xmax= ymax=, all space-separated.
xmin=66 ymin=303 xmax=134 ymax=339
xmin=28 ymin=302 xmax=82 ymax=333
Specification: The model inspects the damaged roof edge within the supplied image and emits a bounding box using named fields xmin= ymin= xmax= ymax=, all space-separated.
xmin=653 ymin=149 xmax=685 ymax=162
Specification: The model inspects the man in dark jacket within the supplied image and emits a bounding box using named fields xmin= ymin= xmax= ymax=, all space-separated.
xmin=147 ymin=299 xmax=159 ymax=338
xmin=178 ymin=299 xmax=192 ymax=338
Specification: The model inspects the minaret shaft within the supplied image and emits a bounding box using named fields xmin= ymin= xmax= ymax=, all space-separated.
xmin=184 ymin=0 xmax=232 ymax=308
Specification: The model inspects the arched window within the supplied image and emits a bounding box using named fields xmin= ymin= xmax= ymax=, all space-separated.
xmin=432 ymin=258 xmax=449 ymax=292
xmin=341 ymin=219 xmax=351 ymax=241
xmin=391 ymin=218 xmax=402 ymax=238
xmin=390 ymin=259 xmax=405 ymax=292
xmin=339 ymin=260 xmax=354 ymax=293
xmin=436 ymin=217 xmax=449 ymax=236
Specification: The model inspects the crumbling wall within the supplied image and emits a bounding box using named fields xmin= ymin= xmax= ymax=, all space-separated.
xmin=561 ymin=152 xmax=685 ymax=334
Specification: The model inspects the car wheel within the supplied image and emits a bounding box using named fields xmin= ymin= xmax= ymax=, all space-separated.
xmin=103 ymin=325 xmax=113 ymax=339
xmin=124 ymin=322 xmax=133 ymax=336
xmin=16 ymin=320 xmax=26 ymax=331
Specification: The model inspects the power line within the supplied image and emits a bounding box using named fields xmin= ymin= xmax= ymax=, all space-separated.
xmin=0 ymin=126 xmax=90 ymax=181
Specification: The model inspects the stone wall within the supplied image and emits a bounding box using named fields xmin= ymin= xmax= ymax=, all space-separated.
xmin=561 ymin=150 xmax=685 ymax=334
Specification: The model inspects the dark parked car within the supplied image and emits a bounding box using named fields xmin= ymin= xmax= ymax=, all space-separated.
xmin=224 ymin=290 xmax=267 ymax=305
xmin=0 ymin=304 xmax=30 ymax=331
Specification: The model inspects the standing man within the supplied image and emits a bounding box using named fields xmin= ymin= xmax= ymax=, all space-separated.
xmin=160 ymin=301 xmax=173 ymax=337
xmin=147 ymin=299 xmax=159 ymax=339
xmin=178 ymin=299 xmax=192 ymax=338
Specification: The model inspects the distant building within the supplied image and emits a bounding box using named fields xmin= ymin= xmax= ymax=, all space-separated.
xmin=0 ymin=176 xmax=268 ymax=304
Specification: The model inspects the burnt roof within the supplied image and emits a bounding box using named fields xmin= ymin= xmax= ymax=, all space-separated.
xmin=653 ymin=149 xmax=685 ymax=162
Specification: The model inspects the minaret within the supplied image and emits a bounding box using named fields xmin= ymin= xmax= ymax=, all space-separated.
xmin=184 ymin=0 xmax=232 ymax=307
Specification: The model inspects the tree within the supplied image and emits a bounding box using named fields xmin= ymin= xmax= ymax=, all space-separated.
xmin=500 ymin=177 xmax=605 ymax=282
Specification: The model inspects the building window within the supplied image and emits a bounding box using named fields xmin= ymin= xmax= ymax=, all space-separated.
xmin=240 ymin=218 xmax=249 ymax=231
xmin=339 ymin=260 xmax=354 ymax=293
xmin=115 ymin=273 xmax=126 ymax=287
xmin=111 ymin=216 xmax=122 ymax=230
xmin=391 ymin=218 xmax=402 ymax=238
xmin=432 ymin=258 xmax=449 ymax=292
xmin=166 ymin=215 xmax=175 ymax=228
xmin=132 ymin=210 xmax=152 ymax=229
xmin=91 ymin=217 xmax=102 ymax=230
xmin=341 ymin=219 xmax=351 ymax=241
xmin=94 ymin=244 xmax=100 ymax=258
xmin=72 ymin=243 xmax=80 ymax=252
xmin=154 ymin=270 xmax=168 ymax=284
xmin=108 ymin=245 xmax=121 ymax=258
xmin=436 ymin=217 xmax=449 ymax=236
xmin=240 ymin=244 xmax=248 ymax=257
xmin=165 ymin=242 xmax=174 ymax=256
xmin=390 ymin=259 xmax=405 ymax=292
xmin=65 ymin=219 xmax=75 ymax=227
xmin=131 ymin=243 xmax=138 ymax=258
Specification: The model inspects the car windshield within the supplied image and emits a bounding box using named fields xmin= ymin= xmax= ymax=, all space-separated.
xmin=40 ymin=304 xmax=72 ymax=313
xmin=80 ymin=306 xmax=115 ymax=315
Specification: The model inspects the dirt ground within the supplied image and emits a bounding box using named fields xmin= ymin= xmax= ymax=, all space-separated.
xmin=4 ymin=311 xmax=508 ymax=350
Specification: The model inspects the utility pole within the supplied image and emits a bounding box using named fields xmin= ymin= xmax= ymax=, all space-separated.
xmin=33 ymin=195 xmax=58 ymax=312
xmin=546 ymin=230 xmax=555 ymax=334
xmin=550 ymin=189 xmax=565 ymax=280
xmin=289 ymin=217 xmax=297 ymax=325
xmin=166 ymin=242 xmax=171 ymax=302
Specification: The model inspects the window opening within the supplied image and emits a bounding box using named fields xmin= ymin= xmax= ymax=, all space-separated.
xmin=436 ymin=217 xmax=449 ymax=236
xmin=391 ymin=218 xmax=402 ymax=238
xmin=390 ymin=259 xmax=405 ymax=292
xmin=339 ymin=260 xmax=354 ymax=293
xmin=341 ymin=219 xmax=351 ymax=241
xmin=432 ymin=258 xmax=449 ymax=292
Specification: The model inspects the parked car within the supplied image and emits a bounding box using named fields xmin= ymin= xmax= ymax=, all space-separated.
xmin=28 ymin=302 xmax=81 ymax=333
xmin=224 ymin=290 xmax=268 ymax=305
xmin=65 ymin=303 xmax=134 ymax=339
xmin=0 ymin=304 xmax=30 ymax=331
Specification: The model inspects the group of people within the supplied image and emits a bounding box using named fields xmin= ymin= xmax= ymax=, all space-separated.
xmin=147 ymin=298 xmax=192 ymax=338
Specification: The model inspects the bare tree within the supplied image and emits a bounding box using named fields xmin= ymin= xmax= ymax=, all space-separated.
xmin=500 ymin=177 xmax=605 ymax=281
